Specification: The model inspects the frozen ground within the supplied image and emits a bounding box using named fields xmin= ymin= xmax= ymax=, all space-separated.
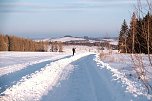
xmin=97 ymin=51 xmax=152 ymax=100
xmin=0 ymin=46 xmax=151 ymax=101
xmin=41 ymin=54 xmax=146 ymax=101
xmin=0 ymin=52 xmax=71 ymax=77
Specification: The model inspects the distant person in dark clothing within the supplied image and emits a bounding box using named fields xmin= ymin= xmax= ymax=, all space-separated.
xmin=72 ymin=48 xmax=76 ymax=56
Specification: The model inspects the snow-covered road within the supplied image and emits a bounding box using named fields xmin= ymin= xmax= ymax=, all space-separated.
xmin=0 ymin=55 xmax=71 ymax=94
xmin=0 ymin=53 xmax=149 ymax=101
xmin=41 ymin=54 xmax=143 ymax=101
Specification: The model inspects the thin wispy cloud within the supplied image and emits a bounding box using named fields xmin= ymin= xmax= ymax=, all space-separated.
xmin=0 ymin=2 xmax=102 ymax=13
xmin=0 ymin=1 xmax=147 ymax=13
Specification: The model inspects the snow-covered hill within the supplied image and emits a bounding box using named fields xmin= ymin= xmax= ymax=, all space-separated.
xmin=50 ymin=37 xmax=86 ymax=42
xmin=35 ymin=36 xmax=118 ymax=45
xmin=34 ymin=37 xmax=86 ymax=42
xmin=101 ymin=38 xmax=118 ymax=45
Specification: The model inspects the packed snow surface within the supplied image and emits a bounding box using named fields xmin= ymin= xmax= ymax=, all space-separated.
xmin=0 ymin=52 xmax=70 ymax=77
xmin=0 ymin=47 xmax=151 ymax=101
xmin=0 ymin=52 xmax=92 ymax=101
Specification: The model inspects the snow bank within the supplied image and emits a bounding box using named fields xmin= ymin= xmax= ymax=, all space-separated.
xmin=0 ymin=52 xmax=92 ymax=101
xmin=0 ymin=52 xmax=69 ymax=67
xmin=0 ymin=52 xmax=70 ymax=77
xmin=95 ymin=54 xmax=152 ymax=100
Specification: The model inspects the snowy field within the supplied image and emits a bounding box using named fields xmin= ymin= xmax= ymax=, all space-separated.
xmin=0 ymin=45 xmax=152 ymax=101
xmin=96 ymin=52 xmax=152 ymax=100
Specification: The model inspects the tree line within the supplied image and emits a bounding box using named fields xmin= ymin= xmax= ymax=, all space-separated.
xmin=49 ymin=41 xmax=63 ymax=52
xmin=0 ymin=34 xmax=49 ymax=51
xmin=118 ymin=12 xmax=152 ymax=54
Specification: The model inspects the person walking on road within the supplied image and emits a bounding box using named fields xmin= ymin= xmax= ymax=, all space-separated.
xmin=72 ymin=48 xmax=76 ymax=56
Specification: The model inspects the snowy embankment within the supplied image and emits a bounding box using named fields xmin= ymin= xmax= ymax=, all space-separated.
xmin=0 ymin=52 xmax=92 ymax=101
xmin=0 ymin=52 xmax=70 ymax=77
xmin=95 ymin=53 xmax=152 ymax=100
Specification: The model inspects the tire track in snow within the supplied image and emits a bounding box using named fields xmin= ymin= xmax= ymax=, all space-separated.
xmin=41 ymin=54 xmax=141 ymax=101
xmin=0 ymin=55 xmax=71 ymax=94
xmin=41 ymin=54 xmax=111 ymax=101
xmin=0 ymin=55 xmax=70 ymax=77
xmin=0 ymin=53 xmax=92 ymax=101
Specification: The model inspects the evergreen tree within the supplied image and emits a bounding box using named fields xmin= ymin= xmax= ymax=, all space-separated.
xmin=127 ymin=12 xmax=137 ymax=53
xmin=143 ymin=12 xmax=152 ymax=54
xmin=118 ymin=19 xmax=128 ymax=53
xmin=135 ymin=18 xmax=145 ymax=53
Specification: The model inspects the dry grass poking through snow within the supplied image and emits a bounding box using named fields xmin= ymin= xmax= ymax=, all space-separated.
xmin=99 ymin=50 xmax=152 ymax=95
xmin=99 ymin=50 xmax=125 ymax=63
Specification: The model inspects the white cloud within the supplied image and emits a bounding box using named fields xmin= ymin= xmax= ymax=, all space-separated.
xmin=0 ymin=0 xmax=148 ymax=13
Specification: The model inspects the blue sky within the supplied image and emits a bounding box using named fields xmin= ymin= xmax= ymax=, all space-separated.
xmin=0 ymin=0 xmax=148 ymax=38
